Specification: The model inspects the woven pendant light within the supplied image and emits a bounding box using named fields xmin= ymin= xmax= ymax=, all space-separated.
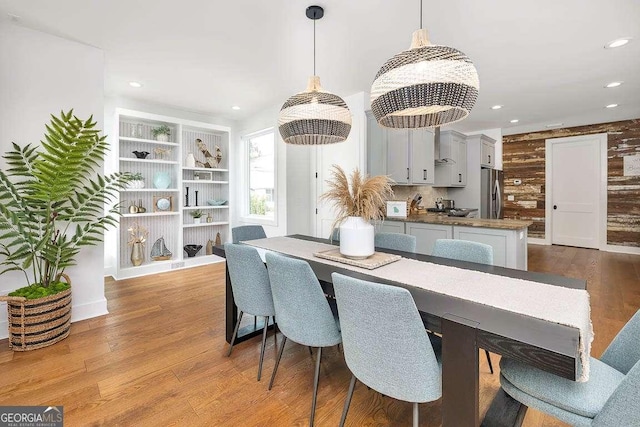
xmin=278 ymin=6 xmax=352 ymax=145
xmin=370 ymin=3 xmax=479 ymax=128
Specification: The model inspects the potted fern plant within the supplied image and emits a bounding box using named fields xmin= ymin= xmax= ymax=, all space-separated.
xmin=0 ymin=110 xmax=129 ymax=351
xmin=320 ymin=165 xmax=393 ymax=259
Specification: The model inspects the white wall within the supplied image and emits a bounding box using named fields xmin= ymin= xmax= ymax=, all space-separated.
xmin=102 ymin=97 xmax=237 ymax=274
xmin=233 ymin=104 xmax=288 ymax=237
xmin=0 ymin=22 xmax=107 ymax=338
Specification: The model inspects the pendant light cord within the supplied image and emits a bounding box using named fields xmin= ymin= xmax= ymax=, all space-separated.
xmin=313 ymin=16 xmax=316 ymax=75
xmin=420 ymin=0 xmax=423 ymax=29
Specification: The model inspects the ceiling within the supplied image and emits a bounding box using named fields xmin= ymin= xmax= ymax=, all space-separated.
xmin=1 ymin=0 xmax=639 ymax=134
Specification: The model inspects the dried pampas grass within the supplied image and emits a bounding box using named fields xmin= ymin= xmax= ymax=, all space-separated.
xmin=320 ymin=165 xmax=394 ymax=231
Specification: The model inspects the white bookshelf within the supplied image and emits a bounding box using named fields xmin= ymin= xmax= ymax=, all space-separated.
xmin=110 ymin=108 xmax=231 ymax=279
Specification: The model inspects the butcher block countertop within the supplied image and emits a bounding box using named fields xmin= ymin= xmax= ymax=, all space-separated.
xmin=386 ymin=214 xmax=533 ymax=230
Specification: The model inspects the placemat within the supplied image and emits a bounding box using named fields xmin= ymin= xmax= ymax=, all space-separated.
xmin=313 ymin=248 xmax=401 ymax=270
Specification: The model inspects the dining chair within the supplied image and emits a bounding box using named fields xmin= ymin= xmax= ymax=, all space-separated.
xmin=231 ymin=224 xmax=266 ymax=243
xmin=332 ymin=272 xmax=441 ymax=427
xmin=265 ymin=252 xmax=342 ymax=427
xmin=330 ymin=227 xmax=340 ymax=242
xmin=431 ymin=238 xmax=495 ymax=373
xmin=500 ymin=309 xmax=640 ymax=426
xmin=374 ymin=232 xmax=417 ymax=253
xmin=224 ymin=243 xmax=276 ymax=381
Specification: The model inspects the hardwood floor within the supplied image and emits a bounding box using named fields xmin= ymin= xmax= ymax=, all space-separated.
xmin=1 ymin=244 xmax=638 ymax=426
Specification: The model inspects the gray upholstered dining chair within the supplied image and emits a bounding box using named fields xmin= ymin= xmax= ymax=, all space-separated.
xmin=265 ymin=252 xmax=342 ymax=427
xmin=375 ymin=232 xmax=417 ymax=253
xmin=330 ymin=227 xmax=340 ymax=242
xmin=431 ymin=238 xmax=493 ymax=265
xmin=431 ymin=238 xmax=495 ymax=373
xmin=224 ymin=243 xmax=276 ymax=381
xmin=332 ymin=273 xmax=441 ymax=427
xmin=500 ymin=309 xmax=640 ymax=426
xmin=231 ymin=224 xmax=266 ymax=243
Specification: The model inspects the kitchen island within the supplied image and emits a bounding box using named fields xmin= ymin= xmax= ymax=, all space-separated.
xmin=382 ymin=214 xmax=532 ymax=270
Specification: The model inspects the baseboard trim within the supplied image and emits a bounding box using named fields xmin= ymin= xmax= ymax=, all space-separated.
xmin=605 ymin=244 xmax=640 ymax=255
xmin=527 ymin=238 xmax=549 ymax=245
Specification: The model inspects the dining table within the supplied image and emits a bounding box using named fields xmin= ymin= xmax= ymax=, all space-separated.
xmin=213 ymin=234 xmax=590 ymax=427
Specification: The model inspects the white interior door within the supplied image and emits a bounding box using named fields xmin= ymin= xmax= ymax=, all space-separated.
xmin=549 ymin=134 xmax=603 ymax=249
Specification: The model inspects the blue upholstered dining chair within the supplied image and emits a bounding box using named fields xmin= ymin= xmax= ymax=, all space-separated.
xmin=330 ymin=227 xmax=340 ymax=242
xmin=265 ymin=252 xmax=342 ymax=427
xmin=231 ymin=224 xmax=266 ymax=243
xmin=431 ymin=238 xmax=493 ymax=265
xmin=224 ymin=243 xmax=276 ymax=381
xmin=500 ymin=309 xmax=640 ymax=426
xmin=332 ymin=273 xmax=441 ymax=427
xmin=375 ymin=232 xmax=417 ymax=253
xmin=431 ymin=238 xmax=495 ymax=373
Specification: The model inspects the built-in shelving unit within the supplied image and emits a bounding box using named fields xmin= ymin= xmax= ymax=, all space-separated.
xmin=110 ymin=108 xmax=231 ymax=279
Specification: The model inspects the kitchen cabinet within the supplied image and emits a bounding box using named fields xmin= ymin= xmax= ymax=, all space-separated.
xmin=386 ymin=128 xmax=435 ymax=185
xmin=453 ymin=226 xmax=527 ymax=270
xmin=434 ymin=130 xmax=467 ymax=187
xmin=366 ymin=111 xmax=386 ymax=177
xmin=480 ymin=137 xmax=496 ymax=168
xmin=406 ymin=223 xmax=453 ymax=255
xmin=377 ymin=221 xmax=406 ymax=234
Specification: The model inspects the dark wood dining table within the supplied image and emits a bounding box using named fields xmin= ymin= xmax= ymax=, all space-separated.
xmin=213 ymin=235 xmax=587 ymax=427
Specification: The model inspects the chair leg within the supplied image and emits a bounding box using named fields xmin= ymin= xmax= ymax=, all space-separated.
xmin=227 ymin=311 xmax=243 ymax=357
xmin=485 ymin=350 xmax=494 ymax=374
xmin=254 ymin=315 xmax=257 ymax=329
xmin=257 ymin=316 xmax=269 ymax=381
xmin=339 ymin=374 xmax=357 ymax=427
xmin=308 ymin=346 xmax=313 ymax=356
xmin=269 ymin=335 xmax=287 ymax=390
xmin=413 ymin=402 xmax=419 ymax=427
xmin=310 ymin=347 xmax=322 ymax=427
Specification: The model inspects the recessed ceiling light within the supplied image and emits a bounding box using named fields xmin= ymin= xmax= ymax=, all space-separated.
xmin=231 ymin=106 xmax=241 ymax=110
xmin=605 ymin=38 xmax=632 ymax=49
xmin=510 ymin=119 xmax=519 ymax=124
xmin=129 ymin=81 xmax=143 ymax=88
xmin=491 ymin=105 xmax=503 ymax=110
xmin=605 ymin=81 xmax=622 ymax=88
xmin=605 ymin=103 xmax=618 ymax=108
xmin=546 ymin=123 xmax=564 ymax=128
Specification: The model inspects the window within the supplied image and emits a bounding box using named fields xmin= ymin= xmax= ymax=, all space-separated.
xmin=245 ymin=129 xmax=276 ymax=222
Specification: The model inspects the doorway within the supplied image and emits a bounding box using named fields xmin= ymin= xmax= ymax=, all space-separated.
xmin=545 ymin=133 xmax=607 ymax=249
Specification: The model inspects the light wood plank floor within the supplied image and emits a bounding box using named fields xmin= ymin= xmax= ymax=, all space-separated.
xmin=1 ymin=244 xmax=639 ymax=426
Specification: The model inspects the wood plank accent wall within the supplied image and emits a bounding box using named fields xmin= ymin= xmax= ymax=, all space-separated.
xmin=502 ymin=118 xmax=640 ymax=247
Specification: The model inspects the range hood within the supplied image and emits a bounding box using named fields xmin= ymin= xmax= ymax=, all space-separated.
xmin=434 ymin=127 xmax=456 ymax=165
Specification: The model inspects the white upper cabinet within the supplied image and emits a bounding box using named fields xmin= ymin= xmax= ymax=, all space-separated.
xmin=434 ymin=130 xmax=467 ymax=187
xmin=481 ymin=137 xmax=496 ymax=168
xmin=386 ymin=128 xmax=411 ymax=184
xmin=410 ymin=128 xmax=435 ymax=185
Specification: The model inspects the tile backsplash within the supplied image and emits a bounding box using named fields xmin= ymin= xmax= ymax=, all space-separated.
xmin=390 ymin=185 xmax=449 ymax=209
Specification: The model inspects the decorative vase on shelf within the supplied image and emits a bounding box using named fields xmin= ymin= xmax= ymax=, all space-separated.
xmin=339 ymin=216 xmax=375 ymax=259
xmin=131 ymin=241 xmax=145 ymax=266
xmin=186 ymin=152 xmax=196 ymax=168
xmin=194 ymin=217 xmax=201 ymax=224
xmin=156 ymin=134 xmax=169 ymax=142
xmin=153 ymin=172 xmax=171 ymax=189
xmin=206 ymin=239 xmax=213 ymax=255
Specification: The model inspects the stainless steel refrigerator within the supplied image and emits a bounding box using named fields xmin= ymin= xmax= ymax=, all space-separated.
xmin=480 ymin=168 xmax=504 ymax=219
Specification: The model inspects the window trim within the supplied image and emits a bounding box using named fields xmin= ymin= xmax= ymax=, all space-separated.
xmin=241 ymin=128 xmax=277 ymax=226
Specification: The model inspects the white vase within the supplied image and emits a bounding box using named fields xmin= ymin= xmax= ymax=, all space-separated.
xmin=186 ymin=152 xmax=196 ymax=168
xmin=156 ymin=134 xmax=169 ymax=142
xmin=339 ymin=216 xmax=375 ymax=259
xmin=194 ymin=217 xmax=201 ymax=224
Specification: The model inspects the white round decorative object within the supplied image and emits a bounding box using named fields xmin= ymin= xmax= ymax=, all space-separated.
xmin=186 ymin=152 xmax=196 ymax=168
xmin=155 ymin=197 xmax=170 ymax=211
xmin=339 ymin=216 xmax=375 ymax=259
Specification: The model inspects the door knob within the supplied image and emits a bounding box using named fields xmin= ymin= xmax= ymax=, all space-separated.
xmin=553 ymin=205 xmax=557 ymax=210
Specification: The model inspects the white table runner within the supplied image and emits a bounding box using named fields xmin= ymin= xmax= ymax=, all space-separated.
xmin=245 ymin=236 xmax=593 ymax=381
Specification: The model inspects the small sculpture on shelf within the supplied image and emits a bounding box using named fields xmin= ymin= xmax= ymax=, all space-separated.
xmin=150 ymin=237 xmax=172 ymax=261
xmin=154 ymin=147 xmax=172 ymax=160
xmin=132 ymin=151 xmax=149 ymax=159
xmin=194 ymin=138 xmax=223 ymax=168
xmin=183 ymin=244 xmax=202 ymax=258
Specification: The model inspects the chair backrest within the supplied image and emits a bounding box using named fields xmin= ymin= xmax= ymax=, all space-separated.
xmin=375 ymin=232 xmax=417 ymax=253
xmin=330 ymin=228 xmax=340 ymax=242
xmin=332 ymin=273 xmax=441 ymax=403
xmin=599 ymin=309 xmax=640 ymax=375
xmin=265 ymin=253 xmax=341 ymax=347
xmin=232 ymin=225 xmax=266 ymax=243
xmin=224 ymin=243 xmax=275 ymax=317
xmin=432 ymin=239 xmax=493 ymax=265
xmin=592 ymin=358 xmax=640 ymax=426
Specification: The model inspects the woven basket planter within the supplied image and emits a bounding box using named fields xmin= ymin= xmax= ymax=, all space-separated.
xmin=0 ymin=276 xmax=72 ymax=351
